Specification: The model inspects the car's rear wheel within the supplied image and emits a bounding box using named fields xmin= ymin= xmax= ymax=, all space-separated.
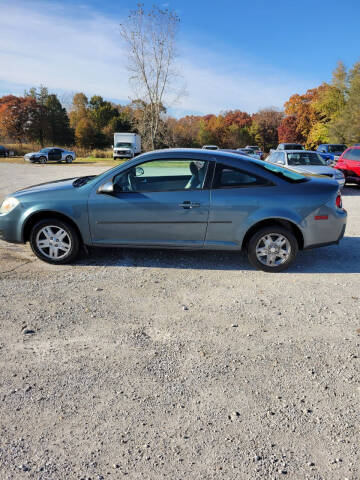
xmin=65 ymin=155 xmax=73 ymax=163
xmin=30 ymin=219 xmax=80 ymax=264
xmin=39 ymin=156 xmax=47 ymax=164
xmin=247 ymin=226 xmax=298 ymax=272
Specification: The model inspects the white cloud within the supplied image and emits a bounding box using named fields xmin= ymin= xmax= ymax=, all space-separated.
xmin=0 ymin=0 xmax=314 ymax=115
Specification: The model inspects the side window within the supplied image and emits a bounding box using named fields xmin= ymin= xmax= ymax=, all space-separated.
xmin=113 ymin=159 xmax=209 ymax=193
xmin=213 ymin=164 xmax=271 ymax=188
xmin=344 ymin=148 xmax=360 ymax=160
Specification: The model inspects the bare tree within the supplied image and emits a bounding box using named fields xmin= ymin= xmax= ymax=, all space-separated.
xmin=120 ymin=3 xmax=181 ymax=150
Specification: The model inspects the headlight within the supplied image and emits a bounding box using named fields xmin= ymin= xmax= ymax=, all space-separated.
xmin=335 ymin=171 xmax=344 ymax=179
xmin=0 ymin=197 xmax=20 ymax=214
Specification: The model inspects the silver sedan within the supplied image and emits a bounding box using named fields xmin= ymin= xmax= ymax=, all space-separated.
xmin=266 ymin=150 xmax=345 ymax=188
xmin=24 ymin=148 xmax=76 ymax=164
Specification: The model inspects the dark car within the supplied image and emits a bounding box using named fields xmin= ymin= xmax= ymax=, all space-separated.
xmin=0 ymin=145 xmax=9 ymax=157
xmin=0 ymin=149 xmax=346 ymax=272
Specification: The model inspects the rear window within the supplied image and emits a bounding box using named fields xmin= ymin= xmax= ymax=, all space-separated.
xmin=328 ymin=144 xmax=346 ymax=153
xmin=213 ymin=164 xmax=271 ymax=188
xmin=260 ymin=163 xmax=308 ymax=183
xmin=344 ymin=148 xmax=360 ymax=160
xmin=284 ymin=144 xmax=304 ymax=150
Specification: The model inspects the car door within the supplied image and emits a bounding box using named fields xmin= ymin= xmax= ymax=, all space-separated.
xmin=88 ymin=158 xmax=211 ymax=247
xmin=53 ymin=149 xmax=63 ymax=161
xmin=205 ymin=162 xmax=274 ymax=248
xmin=47 ymin=149 xmax=56 ymax=161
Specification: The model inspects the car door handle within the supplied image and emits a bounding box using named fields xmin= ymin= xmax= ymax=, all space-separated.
xmin=179 ymin=201 xmax=200 ymax=209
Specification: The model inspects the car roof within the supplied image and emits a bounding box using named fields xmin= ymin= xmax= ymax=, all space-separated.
xmin=136 ymin=147 xmax=259 ymax=163
xmin=278 ymin=150 xmax=318 ymax=153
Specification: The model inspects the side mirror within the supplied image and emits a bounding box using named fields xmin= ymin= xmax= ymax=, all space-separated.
xmin=321 ymin=149 xmax=326 ymax=153
xmin=135 ymin=166 xmax=144 ymax=176
xmin=98 ymin=181 xmax=114 ymax=195
xmin=326 ymin=159 xmax=332 ymax=166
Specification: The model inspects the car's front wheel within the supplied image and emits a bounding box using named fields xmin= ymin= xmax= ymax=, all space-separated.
xmin=65 ymin=155 xmax=73 ymax=163
xmin=39 ymin=156 xmax=47 ymax=164
xmin=247 ymin=226 xmax=298 ymax=272
xmin=29 ymin=219 xmax=80 ymax=264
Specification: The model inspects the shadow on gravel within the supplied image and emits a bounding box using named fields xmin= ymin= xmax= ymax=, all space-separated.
xmin=76 ymin=235 xmax=360 ymax=274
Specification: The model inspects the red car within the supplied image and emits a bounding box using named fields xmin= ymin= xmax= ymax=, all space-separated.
xmin=334 ymin=146 xmax=360 ymax=184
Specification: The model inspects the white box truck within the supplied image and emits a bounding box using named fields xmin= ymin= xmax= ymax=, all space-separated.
xmin=113 ymin=133 xmax=141 ymax=159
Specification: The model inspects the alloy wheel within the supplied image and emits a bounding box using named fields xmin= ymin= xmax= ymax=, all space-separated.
xmin=35 ymin=225 xmax=72 ymax=260
xmin=255 ymin=233 xmax=291 ymax=267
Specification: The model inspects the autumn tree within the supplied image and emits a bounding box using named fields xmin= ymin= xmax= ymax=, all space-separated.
xmin=277 ymin=115 xmax=303 ymax=143
xmin=75 ymin=117 xmax=97 ymax=148
xmin=251 ymin=109 xmax=283 ymax=151
xmin=0 ymin=95 xmax=37 ymax=145
xmin=69 ymin=93 xmax=89 ymax=130
xmin=120 ymin=4 xmax=181 ymax=150
xmin=331 ymin=62 xmax=360 ymax=144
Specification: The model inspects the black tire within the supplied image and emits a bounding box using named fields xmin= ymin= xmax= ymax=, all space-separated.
xmin=29 ymin=218 xmax=80 ymax=265
xmin=39 ymin=156 xmax=47 ymax=164
xmin=247 ymin=226 xmax=298 ymax=272
xmin=65 ymin=155 xmax=73 ymax=164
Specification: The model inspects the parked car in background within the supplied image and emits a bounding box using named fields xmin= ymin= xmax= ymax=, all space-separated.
xmin=334 ymin=146 xmax=360 ymax=185
xmin=24 ymin=148 xmax=76 ymax=164
xmin=245 ymin=145 xmax=264 ymax=159
xmin=276 ymin=143 xmax=304 ymax=151
xmin=236 ymin=148 xmax=261 ymax=160
xmin=0 ymin=149 xmax=346 ymax=272
xmin=202 ymin=145 xmax=219 ymax=150
xmin=113 ymin=133 xmax=141 ymax=159
xmin=0 ymin=145 xmax=9 ymax=157
xmin=266 ymin=150 xmax=345 ymax=188
xmin=316 ymin=144 xmax=347 ymax=165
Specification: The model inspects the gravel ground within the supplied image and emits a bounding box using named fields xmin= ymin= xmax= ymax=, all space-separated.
xmin=0 ymin=163 xmax=359 ymax=480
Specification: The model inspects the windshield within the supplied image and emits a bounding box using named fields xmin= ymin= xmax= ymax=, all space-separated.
xmin=328 ymin=144 xmax=347 ymax=153
xmin=260 ymin=163 xmax=307 ymax=183
xmin=287 ymin=152 xmax=326 ymax=166
xmin=115 ymin=142 xmax=133 ymax=148
xmin=39 ymin=148 xmax=51 ymax=153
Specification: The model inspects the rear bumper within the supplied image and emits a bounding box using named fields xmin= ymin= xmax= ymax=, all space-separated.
xmin=304 ymin=223 xmax=346 ymax=250
xmin=304 ymin=209 xmax=347 ymax=250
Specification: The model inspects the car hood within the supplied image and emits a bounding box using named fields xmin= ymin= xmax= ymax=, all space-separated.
xmin=13 ymin=178 xmax=77 ymax=197
xmin=24 ymin=152 xmax=40 ymax=156
xmin=289 ymin=165 xmax=336 ymax=176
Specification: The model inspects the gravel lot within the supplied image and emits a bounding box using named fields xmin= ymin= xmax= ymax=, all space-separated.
xmin=0 ymin=162 xmax=359 ymax=480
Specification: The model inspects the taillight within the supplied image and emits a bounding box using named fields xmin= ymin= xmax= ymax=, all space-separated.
xmin=336 ymin=194 xmax=342 ymax=209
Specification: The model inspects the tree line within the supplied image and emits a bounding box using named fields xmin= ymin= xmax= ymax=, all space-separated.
xmin=0 ymin=60 xmax=360 ymax=152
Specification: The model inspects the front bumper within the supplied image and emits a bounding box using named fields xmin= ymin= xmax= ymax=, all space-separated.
xmin=0 ymin=210 xmax=23 ymax=243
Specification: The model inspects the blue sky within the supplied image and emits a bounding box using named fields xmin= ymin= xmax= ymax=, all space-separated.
xmin=1 ymin=0 xmax=359 ymax=116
